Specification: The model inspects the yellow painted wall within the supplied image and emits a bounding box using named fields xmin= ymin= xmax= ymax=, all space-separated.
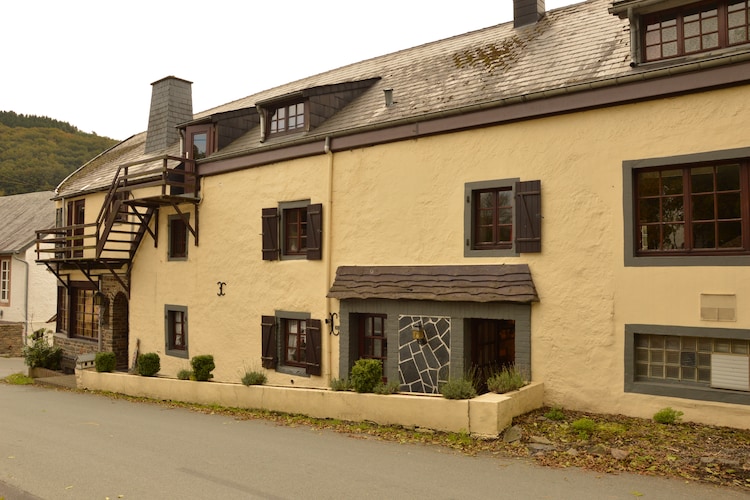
xmin=127 ymin=84 xmax=750 ymax=427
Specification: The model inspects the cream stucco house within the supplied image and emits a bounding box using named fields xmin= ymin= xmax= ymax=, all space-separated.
xmin=0 ymin=191 xmax=57 ymax=355
xmin=37 ymin=0 xmax=750 ymax=428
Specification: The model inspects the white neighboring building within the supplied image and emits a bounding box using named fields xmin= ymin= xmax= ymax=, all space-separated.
xmin=0 ymin=191 xmax=57 ymax=341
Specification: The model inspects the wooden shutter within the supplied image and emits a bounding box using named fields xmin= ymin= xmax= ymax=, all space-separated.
xmin=262 ymin=208 xmax=279 ymax=261
xmin=306 ymin=319 xmax=322 ymax=376
xmin=306 ymin=203 xmax=323 ymax=260
xmin=261 ymin=315 xmax=277 ymax=369
xmin=515 ymin=180 xmax=542 ymax=253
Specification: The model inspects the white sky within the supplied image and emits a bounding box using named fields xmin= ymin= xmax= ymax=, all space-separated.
xmin=1 ymin=0 xmax=580 ymax=140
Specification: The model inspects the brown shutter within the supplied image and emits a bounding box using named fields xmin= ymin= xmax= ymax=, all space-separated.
xmin=306 ymin=203 xmax=323 ymax=260
xmin=261 ymin=315 xmax=277 ymax=369
xmin=262 ymin=208 xmax=279 ymax=261
xmin=515 ymin=180 xmax=542 ymax=253
xmin=305 ymin=319 xmax=322 ymax=376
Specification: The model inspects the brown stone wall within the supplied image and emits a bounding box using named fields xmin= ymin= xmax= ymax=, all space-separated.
xmin=55 ymin=275 xmax=129 ymax=372
xmin=0 ymin=323 xmax=24 ymax=356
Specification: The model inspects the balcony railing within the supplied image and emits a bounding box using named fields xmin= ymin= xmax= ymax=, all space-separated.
xmin=36 ymin=156 xmax=198 ymax=264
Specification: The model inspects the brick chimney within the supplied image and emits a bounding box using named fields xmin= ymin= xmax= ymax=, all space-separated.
xmin=144 ymin=76 xmax=193 ymax=154
xmin=514 ymin=0 xmax=545 ymax=28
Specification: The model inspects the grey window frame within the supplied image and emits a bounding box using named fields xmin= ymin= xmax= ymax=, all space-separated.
xmin=623 ymin=147 xmax=750 ymax=266
xmin=625 ymin=323 xmax=750 ymax=405
xmin=165 ymin=304 xmax=188 ymax=358
xmin=464 ymin=178 xmax=520 ymax=257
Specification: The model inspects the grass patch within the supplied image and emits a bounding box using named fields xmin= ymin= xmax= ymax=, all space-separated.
xmin=4 ymin=373 xmax=34 ymax=385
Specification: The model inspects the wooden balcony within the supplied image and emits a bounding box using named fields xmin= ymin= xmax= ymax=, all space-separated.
xmin=35 ymin=156 xmax=199 ymax=293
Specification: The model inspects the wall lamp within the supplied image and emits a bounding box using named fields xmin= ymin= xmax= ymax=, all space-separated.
xmin=412 ymin=322 xmax=426 ymax=344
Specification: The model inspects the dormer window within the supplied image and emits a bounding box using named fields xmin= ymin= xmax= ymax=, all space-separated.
xmin=185 ymin=124 xmax=215 ymax=160
xmin=269 ymin=101 xmax=306 ymax=136
xmin=642 ymin=1 xmax=749 ymax=62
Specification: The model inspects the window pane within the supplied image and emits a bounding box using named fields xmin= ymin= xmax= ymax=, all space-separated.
xmin=662 ymin=224 xmax=684 ymax=250
xmin=693 ymin=222 xmax=716 ymax=248
xmin=717 ymin=193 xmax=741 ymax=219
xmin=665 ymin=337 xmax=680 ymax=350
xmin=498 ymin=226 xmax=512 ymax=242
xmin=663 ymin=26 xmax=677 ymax=42
xmin=684 ymin=20 xmax=700 ymax=38
xmin=638 ymin=171 xmax=660 ymax=196
xmin=692 ymin=194 xmax=715 ymax=220
xmin=663 ymin=41 xmax=678 ymax=57
xmin=661 ymin=170 xmax=683 ymax=195
xmin=651 ymin=350 xmax=664 ymax=363
xmin=691 ymin=167 xmax=714 ymax=193
xmin=702 ymin=33 xmax=719 ymax=48
xmin=718 ymin=222 xmax=742 ymax=248
xmin=639 ymin=199 xmax=660 ymax=223
xmin=650 ymin=365 xmax=664 ymax=378
xmin=663 ymin=196 xmax=684 ymax=222
xmin=717 ymin=164 xmax=741 ymax=190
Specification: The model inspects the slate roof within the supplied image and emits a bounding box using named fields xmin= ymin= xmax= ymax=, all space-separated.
xmin=328 ymin=265 xmax=539 ymax=303
xmin=0 ymin=191 xmax=56 ymax=254
xmin=55 ymin=0 xmax=750 ymax=195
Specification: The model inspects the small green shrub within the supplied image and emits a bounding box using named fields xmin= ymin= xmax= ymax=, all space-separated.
xmin=94 ymin=352 xmax=116 ymax=373
xmin=22 ymin=335 xmax=62 ymax=370
xmin=374 ymin=380 xmax=400 ymax=395
xmin=486 ymin=365 xmax=526 ymax=394
xmin=242 ymin=370 xmax=267 ymax=386
xmin=597 ymin=422 xmax=627 ymax=438
xmin=137 ymin=353 xmax=160 ymax=377
xmin=191 ymin=355 xmax=215 ymax=382
xmin=653 ymin=407 xmax=684 ymax=425
xmin=329 ymin=377 xmax=351 ymax=391
xmin=350 ymin=359 xmax=383 ymax=393
xmin=544 ymin=406 xmax=566 ymax=421
xmin=571 ymin=417 xmax=597 ymax=438
xmin=440 ymin=376 xmax=477 ymax=400
xmin=177 ymin=369 xmax=192 ymax=380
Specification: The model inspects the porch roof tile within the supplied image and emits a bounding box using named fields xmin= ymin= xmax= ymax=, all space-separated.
xmin=328 ymin=264 xmax=538 ymax=303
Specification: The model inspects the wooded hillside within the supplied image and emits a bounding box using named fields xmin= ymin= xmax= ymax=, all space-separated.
xmin=0 ymin=111 xmax=118 ymax=195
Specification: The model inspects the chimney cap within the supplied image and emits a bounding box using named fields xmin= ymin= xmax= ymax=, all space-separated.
xmin=150 ymin=75 xmax=193 ymax=87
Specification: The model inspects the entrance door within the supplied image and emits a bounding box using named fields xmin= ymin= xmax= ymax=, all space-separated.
xmin=470 ymin=318 xmax=515 ymax=392
xmin=357 ymin=314 xmax=387 ymax=381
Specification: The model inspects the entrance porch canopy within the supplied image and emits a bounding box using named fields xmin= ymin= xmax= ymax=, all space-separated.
xmin=328 ymin=265 xmax=538 ymax=303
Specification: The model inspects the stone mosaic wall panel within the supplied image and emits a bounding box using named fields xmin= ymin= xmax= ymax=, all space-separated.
xmin=398 ymin=315 xmax=450 ymax=394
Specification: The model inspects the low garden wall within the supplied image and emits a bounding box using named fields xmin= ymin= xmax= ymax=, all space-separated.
xmin=77 ymin=369 xmax=544 ymax=436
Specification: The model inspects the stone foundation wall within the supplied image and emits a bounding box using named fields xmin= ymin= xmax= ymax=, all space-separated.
xmin=0 ymin=323 xmax=24 ymax=356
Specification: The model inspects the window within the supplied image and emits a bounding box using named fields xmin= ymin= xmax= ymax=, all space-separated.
xmin=0 ymin=257 xmax=9 ymax=306
xmin=67 ymin=199 xmax=85 ymax=258
xmin=625 ymin=324 xmax=750 ymax=405
xmin=464 ymin=179 xmax=541 ymax=257
xmin=624 ymin=147 xmax=750 ymax=266
xmin=634 ymin=162 xmax=748 ymax=255
xmin=262 ymin=201 xmax=322 ymax=261
xmin=284 ymin=318 xmax=307 ymax=367
xmin=165 ymin=305 xmax=188 ymax=358
xmin=269 ymin=102 xmax=306 ymax=136
xmin=261 ymin=313 xmax=321 ymax=375
xmin=168 ymin=215 xmax=189 ymax=260
xmin=358 ymin=314 xmax=387 ymax=380
xmin=56 ymin=283 xmax=98 ymax=339
xmin=185 ymin=125 xmax=214 ymax=160
xmin=642 ymin=1 xmax=750 ymax=62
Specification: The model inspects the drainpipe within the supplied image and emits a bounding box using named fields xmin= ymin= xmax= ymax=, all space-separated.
xmin=324 ymin=136 xmax=335 ymax=382
xmin=12 ymin=252 xmax=29 ymax=344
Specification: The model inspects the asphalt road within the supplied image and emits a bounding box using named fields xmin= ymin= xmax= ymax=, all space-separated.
xmin=0 ymin=359 xmax=745 ymax=499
